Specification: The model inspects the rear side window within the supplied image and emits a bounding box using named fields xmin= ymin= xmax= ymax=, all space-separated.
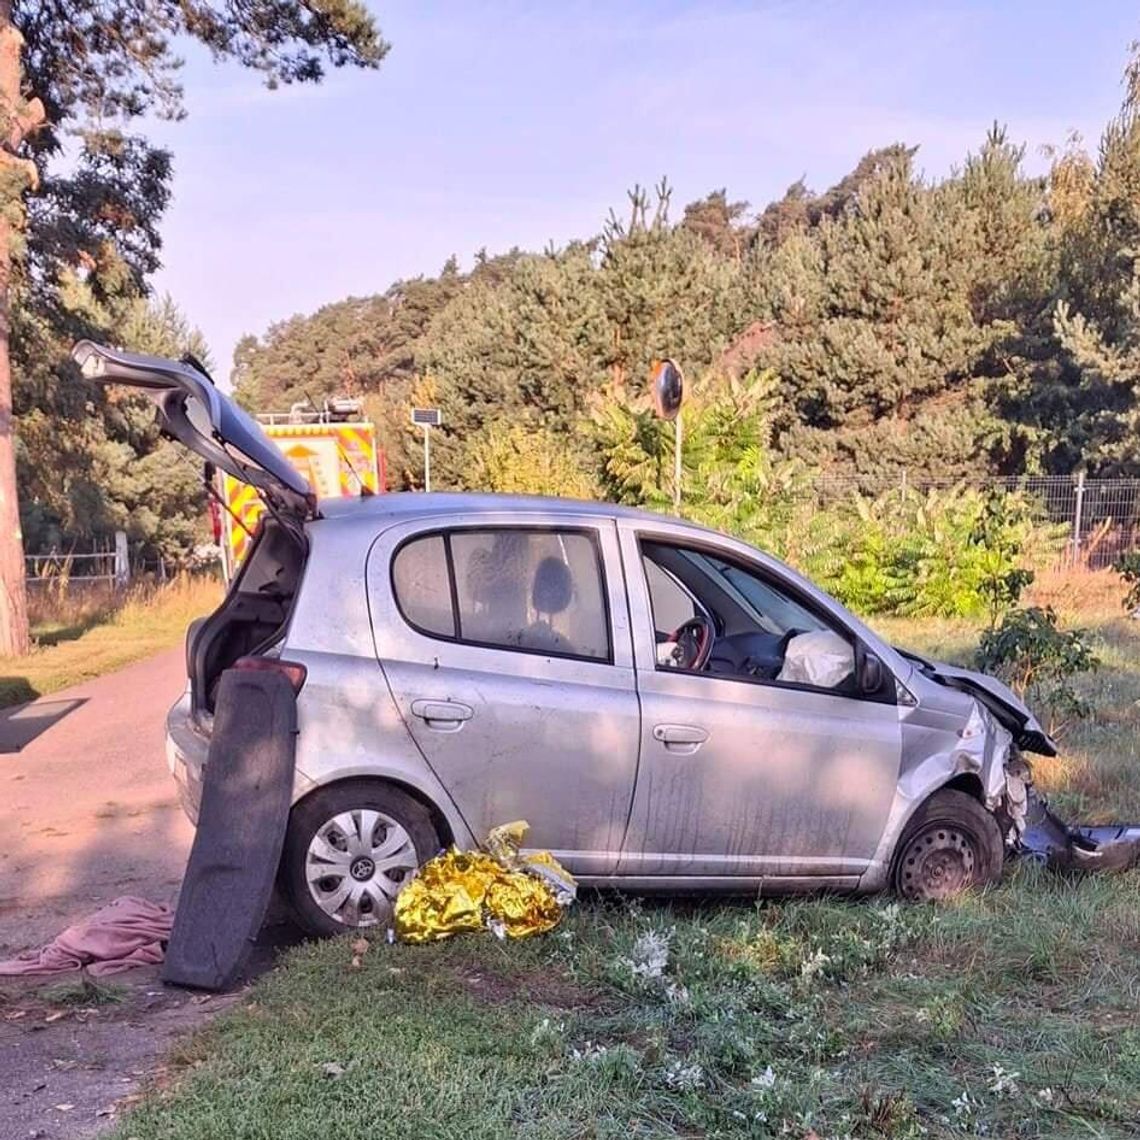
xmin=391 ymin=534 xmax=455 ymax=637
xmin=390 ymin=527 xmax=610 ymax=662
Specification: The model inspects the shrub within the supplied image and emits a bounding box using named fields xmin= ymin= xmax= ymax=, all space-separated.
xmin=803 ymin=486 xmax=1052 ymax=620
xmin=975 ymin=606 xmax=1099 ymax=736
xmin=1113 ymin=551 xmax=1140 ymax=613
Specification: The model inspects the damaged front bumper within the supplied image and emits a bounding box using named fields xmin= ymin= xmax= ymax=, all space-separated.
xmin=1020 ymin=790 xmax=1140 ymax=873
xmin=999 ymin=753 xmax=1139 ymax=873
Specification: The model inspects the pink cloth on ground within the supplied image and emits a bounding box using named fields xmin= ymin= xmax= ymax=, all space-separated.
xmin=0 ymin=896 xmax=174 ymax=978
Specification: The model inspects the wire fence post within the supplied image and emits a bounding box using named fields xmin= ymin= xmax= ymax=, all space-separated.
xmin=1071 ymin=471 xmax=1086 ymax=567
xmin=114 ymin=530 xmax=130 ymax=589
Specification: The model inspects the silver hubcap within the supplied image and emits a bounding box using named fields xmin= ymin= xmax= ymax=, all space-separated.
xmin=899 ymin=826 xmax=976 ymax=901
xmin=305 ymin=809 xmax=417 ymax=927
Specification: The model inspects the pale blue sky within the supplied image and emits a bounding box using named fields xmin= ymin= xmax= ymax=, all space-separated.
xmin=148 ymin=1 xmax=1139 ymax=383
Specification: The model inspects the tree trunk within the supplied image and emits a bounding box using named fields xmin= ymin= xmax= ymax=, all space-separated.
xmin=0 ymin=7 xmax=40 ymax=657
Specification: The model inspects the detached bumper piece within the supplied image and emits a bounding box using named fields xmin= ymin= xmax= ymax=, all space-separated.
xmin=162 ymin=669 xmax=298 ymax=991
xmin=1020 ymin=791 xmax=1140 ymax=873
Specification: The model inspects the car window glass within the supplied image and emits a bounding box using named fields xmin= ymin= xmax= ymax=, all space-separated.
xmin=450 ymin=529 xmax=609 ymax=660
xmin=697 ymin=553 xmax=828 ymax=635
xmin=392 ymin=534 xmax=455 ymax=637
xmin=642 ymin=541 xmax=854 ymax=691
xmin=643 ymin=557 xmax=699 ymax=633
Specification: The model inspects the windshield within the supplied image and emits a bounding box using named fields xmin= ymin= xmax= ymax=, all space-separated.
xmin=680 ymin=550 xmax=829 ymax=636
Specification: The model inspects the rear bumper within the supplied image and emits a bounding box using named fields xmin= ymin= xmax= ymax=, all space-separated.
xmin=166 ymin=690 xmax=210 ymax=826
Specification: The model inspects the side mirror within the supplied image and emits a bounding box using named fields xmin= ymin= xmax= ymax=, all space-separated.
xmin=859 ymin=651 xmax=885 ymax=695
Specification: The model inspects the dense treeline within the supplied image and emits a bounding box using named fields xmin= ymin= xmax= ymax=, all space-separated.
xmin=235 ymin=57 xmax=1140 ymax=505
xmin=19 ymin=48 xmax=1140 ymax=570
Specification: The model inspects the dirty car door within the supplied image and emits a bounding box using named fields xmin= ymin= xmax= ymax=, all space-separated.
xmin=618 ymin=524 xmax=902 ymax=882
xmin=367 ymin=515 xmax=639 ymax=876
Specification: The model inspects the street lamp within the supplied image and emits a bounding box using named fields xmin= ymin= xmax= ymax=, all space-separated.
xmin=410 ymin=407 xmax=442 ymax=492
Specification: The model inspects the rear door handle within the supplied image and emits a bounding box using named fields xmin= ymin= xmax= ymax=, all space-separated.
xmin=653 ymin=723 xmax=709 ymax=754
xmin=410 ymin=700 xmax=473 ymax=731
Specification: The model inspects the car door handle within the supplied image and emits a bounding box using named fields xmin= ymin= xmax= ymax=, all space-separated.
xmin=410 ymin=700 xmax=473 ymax=731
xmin=653 ymin=723 xmax=709 ymax=754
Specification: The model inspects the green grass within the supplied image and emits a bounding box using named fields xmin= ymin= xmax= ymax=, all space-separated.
xmin=0 ymin=575 xmax=222 ymax=707
xmin=113 ymin=606 xmax=1140 ymax=1140
xmin=37 ymin=977 xmax=127 ymax=1007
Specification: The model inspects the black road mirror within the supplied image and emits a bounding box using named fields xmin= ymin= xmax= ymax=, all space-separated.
xmin=651 ymin=359 xmax=684 ymax=421
xmin=860 ymin=651 xmax=885 ymax=695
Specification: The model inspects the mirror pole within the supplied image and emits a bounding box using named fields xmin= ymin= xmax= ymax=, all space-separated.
xmin=673 ymin=411 xmax=683 ymax=514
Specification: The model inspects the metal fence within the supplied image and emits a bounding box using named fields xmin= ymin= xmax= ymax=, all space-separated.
xmin=24 ymin=532 xmax=133 ymax=588
xmin=20 ymin=476 xmax=1140 ymax=584
xmin=800 ymin=474 xmax=1140 ymax=569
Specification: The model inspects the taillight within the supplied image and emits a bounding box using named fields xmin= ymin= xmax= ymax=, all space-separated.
xmin=232 ymin=656 xmax=307 ymax=693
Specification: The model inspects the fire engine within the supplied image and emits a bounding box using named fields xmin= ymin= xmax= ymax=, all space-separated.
xmin=213 ymin=396 xmax=384 ymax=580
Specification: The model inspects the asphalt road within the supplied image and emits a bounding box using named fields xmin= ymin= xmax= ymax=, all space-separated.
xmin=0 ymin=648 xmax=194 ymax=956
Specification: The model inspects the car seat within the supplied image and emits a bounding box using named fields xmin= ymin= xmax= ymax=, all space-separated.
xmin=525 ymin=556 xmax=573 ymax=652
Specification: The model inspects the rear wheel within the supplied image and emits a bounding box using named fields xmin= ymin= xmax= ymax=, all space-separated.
xmin=282 ymin=781 xmax=440 ymax=937
xmin=892 ymin=789 xmax=1005 ymax=902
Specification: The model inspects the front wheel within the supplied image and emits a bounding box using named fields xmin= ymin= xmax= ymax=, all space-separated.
xmin=281 ymin=781 xmax=440 ymax=937
xmin=892 ymin=789 xmax=1005 ymax=902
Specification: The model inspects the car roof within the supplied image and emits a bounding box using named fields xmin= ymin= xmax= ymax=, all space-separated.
xmin=317 ymin=491 xmax=708 ymax=531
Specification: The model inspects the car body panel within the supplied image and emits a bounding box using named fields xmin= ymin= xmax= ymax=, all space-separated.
xmin=364 ymin=512 xmax=640 ymax=876
xmin=897 ymin=650 xmax=1058 ymax=755
xmin=615 ymin=520 xmax=902 ymax=878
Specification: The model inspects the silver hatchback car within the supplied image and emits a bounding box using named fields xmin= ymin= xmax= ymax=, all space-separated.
xmin=76 ymin=341 xmax=1070 ymax=937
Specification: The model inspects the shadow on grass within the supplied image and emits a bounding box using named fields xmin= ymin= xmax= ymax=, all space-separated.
xmin=32 ymin=616 xmax=109 ymax=648
xmin=0 ymin=676 xmax=39 ymax=708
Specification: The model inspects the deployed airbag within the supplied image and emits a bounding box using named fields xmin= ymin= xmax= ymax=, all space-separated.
xmin=777 ymin=630 xmax=854 ymax=689
xmin=161 ymin=669 xmax=297 ymax=991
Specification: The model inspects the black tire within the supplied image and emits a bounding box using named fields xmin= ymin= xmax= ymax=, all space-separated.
xmin=892 ymin=789 xmax=1005 ymax=902
xmin=281 ymin=780 xmax=440 ymax=938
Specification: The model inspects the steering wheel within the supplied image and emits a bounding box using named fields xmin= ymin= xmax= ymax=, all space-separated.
xmin=665 ymin=616 xmax=716 ymax=672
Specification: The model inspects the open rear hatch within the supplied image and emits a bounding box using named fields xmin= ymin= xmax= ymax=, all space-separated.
xmin=71 ymin=340 xmax=317 ymax=519
xmin=71 ymin=341 xmax=317 ymax=712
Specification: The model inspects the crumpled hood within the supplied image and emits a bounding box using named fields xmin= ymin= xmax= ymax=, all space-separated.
xmin=897 ymin=649 xmax=1058 ymax=757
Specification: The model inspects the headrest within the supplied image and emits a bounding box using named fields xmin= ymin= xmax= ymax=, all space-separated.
xmin=532 ymin=557 xmax=573 ymax=616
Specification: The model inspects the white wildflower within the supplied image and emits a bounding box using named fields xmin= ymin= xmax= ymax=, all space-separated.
xmin=624 ymin=929 xmax=672 ymax=979
xmin=799 ymin=947 xmax=831 ymax=981
xmin=751 ymin=1064 xmax=777 ymax=1089
xmin=570 ymin=1041 xmax=609 ymax=1063
xmin=662 ymin=1059 xmax=704 ymax=1091
xmin=988 ymin=1063 xmax=1020 ymax=1097
xmin=952 ymin=1090 xmax=977 ymax=1118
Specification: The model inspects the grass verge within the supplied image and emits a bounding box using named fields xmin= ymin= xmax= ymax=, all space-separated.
xmin=0 ymin=575 xmax=222 ymax=707
xmin=112 ymin=607 xmax=1139 ymax=1140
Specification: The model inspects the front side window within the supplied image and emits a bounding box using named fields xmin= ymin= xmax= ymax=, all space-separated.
xmin=391 ymin=528 xmax=610 ymax=662
xmin=640 ymin=540 xmax=855 ymax=691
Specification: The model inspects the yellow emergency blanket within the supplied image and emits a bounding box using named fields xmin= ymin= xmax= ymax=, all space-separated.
xmin=394 ymin=821 xmax=576 ymax=944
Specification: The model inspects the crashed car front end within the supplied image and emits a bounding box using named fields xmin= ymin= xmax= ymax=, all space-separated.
xmin=899 ymin=650 xmax=1140 ymax=876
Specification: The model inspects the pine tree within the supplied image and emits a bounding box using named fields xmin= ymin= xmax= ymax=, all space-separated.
xmin=0 ymin=0 xmax=385 ymax=654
